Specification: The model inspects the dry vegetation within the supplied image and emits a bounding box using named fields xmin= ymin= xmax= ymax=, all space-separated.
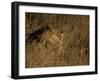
xmin=25 ymin=12 xmax=89 ymax=68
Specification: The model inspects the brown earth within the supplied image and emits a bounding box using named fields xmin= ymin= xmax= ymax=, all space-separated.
xmin=25 ymin=12 xmax=89 ymax=68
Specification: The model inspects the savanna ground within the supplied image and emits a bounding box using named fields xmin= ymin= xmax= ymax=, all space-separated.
xmin=25 ymin=12 xmax=89 ymax=68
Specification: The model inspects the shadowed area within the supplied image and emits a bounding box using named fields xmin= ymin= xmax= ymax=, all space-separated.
xmin=25 ymin=12 xmax=89 ymax=68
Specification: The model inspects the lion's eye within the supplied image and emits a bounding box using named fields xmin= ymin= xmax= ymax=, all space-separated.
xmin=44 ymin=41 xmax=49 ymax=48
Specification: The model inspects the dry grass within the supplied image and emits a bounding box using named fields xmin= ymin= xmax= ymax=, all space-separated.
xmin=25 ymin=13 xmax=89 ymax=68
